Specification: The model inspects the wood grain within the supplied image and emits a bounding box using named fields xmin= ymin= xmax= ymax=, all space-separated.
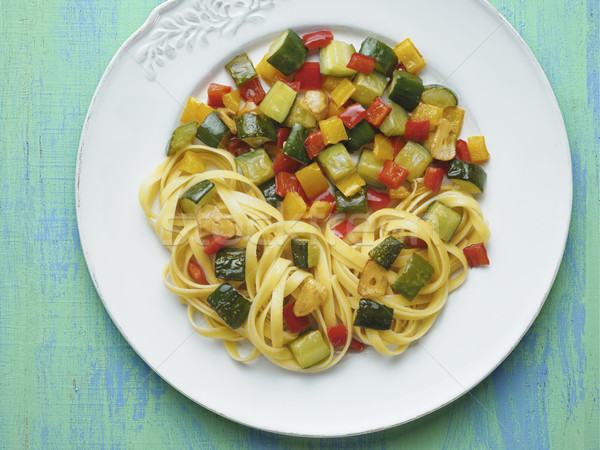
xmin=0 ymin=0 xmax=597 ymax=447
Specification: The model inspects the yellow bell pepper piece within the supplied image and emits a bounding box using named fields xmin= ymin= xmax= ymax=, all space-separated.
xmin=335 ymin=172 xmax=366 ymax=197
xmin=467 ymin=136 xmax=490 ymax=163
xmin=222 ymin=89 xmax=242 ymax=115
xmin=319 ymin=117 xmax=348 ymax=145
xmin=322 ymin=76 xmax=347 ymax=94
xmin=373 ymin=134 xmax=394 ymax=161
xmin=304 ymin=200 xmax=334 ymax=221
xmin=330 ymin=79 xmax=356 ymax=107
xmin=256 ymin=53 xmax=288 ymax=86
xmin=393 ymin=38 xmax=426 ymax=74
xmin=411 ymin=102 xmax=443 ymax=127
xmin=295 ymin=163 xmax=331 ymax=200
xmin=282 ymin=192 xmax=307 ymax=221
xmin=178 ymin=151 xmax=204 ymax=174
xmin=326 ymin=100 xmax=344 ymax=119
xmin=180 ymin=97 xmax=213 ymax=124
xmin=443 ymin=106 xmax=465 ymax=136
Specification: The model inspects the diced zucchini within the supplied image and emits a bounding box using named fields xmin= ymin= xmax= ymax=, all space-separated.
xmin=422 ymin=201 xmax=462 ymax=243
xmin=394 ymin=141 xmax=432 ymax=181
xmin=354 ymin=298 xmax=393 ymax=330
xmin=196 ymin=111 xmax=230 ymax=148
xmin=335 ymin=186 xmax=367 ymax=214
xmin=267 ymin=29 xmax=307 ymax=76
xmin=351 ymin=71 xmax=389 ymax=106
xmin=225 ymin=53 xmax=258 ymax=87
xmin=178 ymin=180 xmax=217 ymax=214
xmin=379 ymin=101 xmax=409 ymax=137
xmin=388 ymin=70 xmax=424 ymax=111
xmin=259 ymin=80 xmax=297 ymax=123
xmin=214 ymin=248 xmax=246 ymax=282
xmin=447 ymin=159 xmax=487 ymax=194
xmin=283 ymin=98 xmax=318 ymax=129
xmin=344 ymin=120 xmax=375 ymax=152
xmin=235 ymin=113 xmax=277 ymax=147
xmin=319 ymin=41 xmax=357 ymax=77
xmin=391 ymin=253 xmax=434 ymax=300
xmin=357 ymin=149 xmax=385 ymax=188
xmin=259 ymin=179 xmax=282 ymax=207
xmin=167 ymin=122 xmax=198 ymax=156
xmin=291 ymin=238 xmax=319 ymax=270
xmin=317 ymin=143 xmax=355 ymax=182
xmin=422 ymin=84 xmax=458 ymax=108
xmin=207 ymin=283 xmax=251 ymax=329
xmin=369 ymin=236 xmax=405 ymax=270
xmin=236 ymin=147 xmax=275 ymax=185
xmin=283 ymin=123 xmax=311 ymax=164
xmin=358 ymin=37 xmax=398 ymax=76
xmin=289 ymin=330 xmax=331 ymax=369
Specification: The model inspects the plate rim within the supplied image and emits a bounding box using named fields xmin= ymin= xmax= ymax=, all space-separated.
xmin=75 ymin=0 xmax=573 ymax=437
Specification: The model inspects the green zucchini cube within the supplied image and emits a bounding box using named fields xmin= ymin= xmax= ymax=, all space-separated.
xmin=447 ymin=159 xmax=487 ymax=194
xmin=335 ymin=186 xmax=367 ymax=214
xmin=394 ymin=141 xmax=432 ymax=181
xmin=319 ymin=41 xmax=357 ymax=77
xmin=283 ymin=123 xmax=310 ymax=164
xmin=196 ymin=111 xmax=230 ymax=148
xmin=354 ymin=298 xmax=394 ymax=330
xmin=235 ymin=113 xmax=277 ymax=147
xmin=358 ymin=37 xmax=398 ymax=76
xmin=369 ymin=236 xmax=405 ymax=270
xmin=259 ymin=179 xmax=282 ymax=207
xmin=168 ymin=121 xmax=198 ymax=156
xmin=236 ymin=148 xmax=275 ymax=186
xmin=317 ymin=143 xmax=355 ymax=182
xmin=225 ymin=53 xmax=258 ymax=87
xmin=259 ymin=80 xmax=297 ymax=123
xmin=291 ymin=238 xmax=319 ymax=269
xmin=422 ymin=201 xmax=462 ymax=243
xmin=214 ymin=248 xmax=246 ymax=282
xmin=357 ymin=149 xmax=385 ymax=188
xmin=178 ymin=180 xmax=216 ymax=214
xmin=351 ymin=71 xmax=389 ymax=106
xmin=379 ymin=102 xmax=408 ymax=137
xmin=289 ymin=330 xmax=331 ymax=369
xmin=391 ymin=253 xmax=434 ymax=300
xmin=345 ymin=120 xmax=375 ymax=152
xmin=207 ymin=283 xmax=251 ymax=329
xmin=267 ymin=29 xmax=308 ymax=76
xmin=388 ymin=70 xmax=424 ymax=111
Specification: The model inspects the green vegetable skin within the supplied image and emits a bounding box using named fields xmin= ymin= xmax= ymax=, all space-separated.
xmin=317 ymin=143 xmax=355 ymax=182
xmin=345 ymin=120 xmax=375 ymax=152
xmin=214 ymin=248 xmax=246 ymax=281
xmin=236 ymin=148 xmax=275 ymax=186
xmin=259 ymin=179 xmax=282 ymax=207
xmin=422 ymin=201 xmax=462 ymax=243
xmin=394 ymin=141 xmax=433 ymax=181
xmin=168 ymin=122 xmax=198 ymax=156
xmin=379 ymin=101 xmax=408 ymax=137
xmin=354 ymin=298 xmax=394 ymax=330
xmin=235 ymin=113 xmax=277 ymax=147
xmin=388 ymin=70 xmax=424 ymax=111
xmin=207 ymin=283 xmax=252 ymax=329
xmin=225 ymin=53 xmax=258 ymax=87
xmin=392 ymin=253 xmax=434 ymax=300
xmin=335 ymin=186 xmax=367 ymax=213
xmin=283 ymin=123 xmax=311 ymax=163
xmin=178 ymin=180 xmax=217 ymax=214
xmin=422 ymin=84 xmax=458 ymax=108
xmin=289 ymin=330 xmax=331 ymax=369
xmin=358 ymin=37 xmax=398 ymax=76
xmin=291 ymin=238 xmax=319 ymax=269
xmin=196 ymin=112 xmax=230 ymax=148
xmin=369 ymin=236 xmax=405 ymax=270
xmin=447 ymin=159 xmax=487 ymax=194
xmin=267 ymin=29 xmax=308 ymax=76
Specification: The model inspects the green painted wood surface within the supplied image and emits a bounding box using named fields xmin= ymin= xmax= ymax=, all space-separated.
xmin=0 ymin=0 xmax=598 ymax=448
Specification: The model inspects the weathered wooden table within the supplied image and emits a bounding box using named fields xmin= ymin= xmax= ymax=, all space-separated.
xmin=1 ymin=0 xmax=597 ymax=447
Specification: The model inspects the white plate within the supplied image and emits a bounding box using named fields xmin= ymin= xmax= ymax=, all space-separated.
xmin=76 ymin=0 xmax=571 ymax=437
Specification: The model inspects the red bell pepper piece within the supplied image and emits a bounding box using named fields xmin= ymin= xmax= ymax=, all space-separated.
xmin=350 ymin=338 xmax=365 ymax=351
xmin=283 ymin=302 xmax=311 ymax=333
xmin=277 ymin=127 xmax=290 ymax=149
xmin=463 ymin=243 xmax=490 ymax=267
xmin=456 ymin=139 xmax=471 ymax=162
xmin=272 ymin=153 xmax=303 ymax=173
xmin=302 ymin=30 xmax=334 ymax=50
xmin=404 ymin=236 xmax=428 ymax=248
xmin=283 ymin=80 xmax=301 ymax=92
xmin=275 ymin=171 xmax=307 ymax=201
xmin=367 ymin=188 xmax=391 ymax=211
xmin=346 ymin=53 xmax=376 ymax=74
xmin=365 ymin=97 xmax=392 ymax=127
xmin=327 ymin=325 xmax=348 ymax=348
xmin=310 ymin=190 xmax=337 ymax=214
xmin=423 ymin=166 xmax=444 ymax=194
xmin=293 ymin=62 xmax=322 ymax=90
xmin=202 ymin=235 xmax=228 ymax=255
xmin=404 ymin=119 xmax=431 ymax=141
xmin=377 ymin=160 xmax=409 ymax=189
xmin=187 ymin=257 xmax=208 ymax=285
xmin=396 ymin=61 xmax=407 ymax=71
xmin=304 ymin=129 xmax=325 ymax=159
xmin=338 ymin=103 xmax=367 ymax=129
xmin=225 ymin=136 xmax=251 ymax=157
xmin=392 ymin=136 xmax=407 ymax=157
xmin=331 ymin=220 xmax=355 ymax=239
xmin=239 ymin=77 xmax=266 ymax=104
xmin=207 ymin=83 xmax=232 ymax=108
